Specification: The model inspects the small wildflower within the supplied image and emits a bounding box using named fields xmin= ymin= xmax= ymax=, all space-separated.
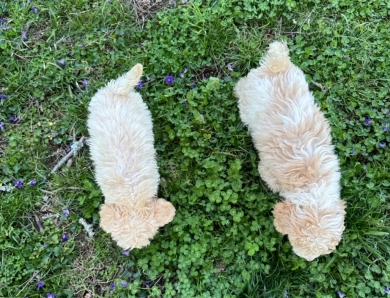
xmin=184 ymin=68 xmax=188 ymax=73
xmin=337 ymin=291 xmax=346 ymax=298
xmin=13 ymin=180 xmax=23 ymax=189
xmin=379 ymin=142 xmax=386 ymax=148
xmin=182 ymin=101 xmax=187 ymax=107
xmin=66 ymin=145 xmax=71 ymax=153
xmin=9 ymin=116 xmax=20 ymax=123
xmin=30 ymin=0 xmax=33 ymax=2
xmin=46 ymin=293 xmax=56 ymax=298
xmin=283 ymin=290 xmax=289 ymax=298
xmin=37 ymin=281 xmax=44 ymax=290
xmin=61 ymin=234 xmax=69 ymax=242
xmin=40 ymin=244 xmax=46 ymax=249
xmin=385 ymin=286 xmax=390 ymax=294
xmin=31 ymin=6 xmax=38 ymax=13
xmin=122 ymin=249 xmax=131 ymax=255
xmin=120 ymin=281 xmax=127 ymax=287
xmin=0 ymin=122 xmax=4 ymax=131
xmin=227 ymin=63 xmax=233 ymax=71
xmin=365 ymin=117 xmax=371 ymax=126
xmin=56 ymin=60 xmax=66 ymax=67
xmin=30 ymin=179 xmax=37 ymax=186
xmin=179 ymin=73 xmax=184 ymax=78
xmin=383 ymin=126 xmax=389 ymax=132
xmin=109 ymin=283 xmax=116 ymax=290
xmin=137 ymin=81 xmax=143 ymax=89
xmin=191 ymin=83 xmax=196 ymax=89
xmin=81 ymin=79 xmax=88 ymax=88
xmin=350 ymin=149 xmax=356 ymax=155
xmin=143 ymin=281 xmax=153 ymax=287
xmin=62 ymin=208 xmax=70 ymax=217
xmin=0 ymin=94 xmax=8 ymax=99
xmin=0 ymin=18 xmax=5 ymax=24
xmin=22 ymin=31 xmax=27 ymax=40
xmin=165 ymin=75 xmax=174 ymax=85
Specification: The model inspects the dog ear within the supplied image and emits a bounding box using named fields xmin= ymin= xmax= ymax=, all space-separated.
xmin=153 ymin=199 xmax=176 ymax=227
xmin=99 ymin=203 xmax=120 ymax=233
xmin=272 ymin=201 xmax=295 ymax=235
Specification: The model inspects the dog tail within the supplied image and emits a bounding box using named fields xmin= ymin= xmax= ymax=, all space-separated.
xmin=258 ymin=41 xmax=292 ymax=75
xmin=109 ymin=63 xmax=143 ymax=95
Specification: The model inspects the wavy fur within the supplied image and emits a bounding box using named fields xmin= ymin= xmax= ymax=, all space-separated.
xmin=234 ymin=41 xmax=346 ymax=261
xmin=87 ymin=64 xmax=175 ymax=250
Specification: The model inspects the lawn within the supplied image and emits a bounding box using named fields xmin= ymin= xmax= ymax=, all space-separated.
xmin=1 ymin=0 xmax=390 ymax=297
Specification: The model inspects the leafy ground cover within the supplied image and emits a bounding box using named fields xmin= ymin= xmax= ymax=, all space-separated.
xmin=1 ymin=0 xmax=390 ymax=297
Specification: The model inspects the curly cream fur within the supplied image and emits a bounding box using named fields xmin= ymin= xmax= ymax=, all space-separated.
xmin=87 ymin=64 xmax=175 ymax=250
xmin=234 ymin=41 xmax=346 ymax=261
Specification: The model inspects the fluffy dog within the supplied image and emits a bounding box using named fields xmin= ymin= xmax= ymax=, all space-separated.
xmin=234 ymin=41 xmax=346 ymax=261
xmin=87 ymin=64 xmax=175 ymax=250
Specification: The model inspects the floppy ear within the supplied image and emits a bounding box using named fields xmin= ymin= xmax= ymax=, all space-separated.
xmin=99 ymin=203 xmax=124 ymax=233
xmin=272 ymin=201 xmax=295 ymax=235
xmin=153 ymin=199 xmax=176 ymax=227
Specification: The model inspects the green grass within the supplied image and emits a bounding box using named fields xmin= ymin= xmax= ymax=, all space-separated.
xmin=1 ymin=0 xmax=390 ymax=297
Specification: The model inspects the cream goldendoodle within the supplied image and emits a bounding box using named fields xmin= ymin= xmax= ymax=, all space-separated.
xmin=87 ymin=64 xmax=175 ymax=250
xmin=234 ymin=41 xmax=346 ymax=261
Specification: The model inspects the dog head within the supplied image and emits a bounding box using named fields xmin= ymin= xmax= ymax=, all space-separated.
xmin=273 ymin=200 xmax=346 ymax=261
xmin=99 ymin=198 xmax=176 ymax=250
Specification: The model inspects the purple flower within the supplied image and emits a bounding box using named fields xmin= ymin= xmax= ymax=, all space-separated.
xmin=40 ymin=244 xmax=46 ymax=249
xmin=66 ymin=145 xmax=71 ymax=153
xmin=37 ymin=281 xmax=44 ymax=290
xmin=137 ymin=81 xmax=143 ymax=89
xmin=0 ymin=122 xmax=4 ymax=131
xmin=227 ymin=63 xmax=233 ymax=71
xmin=165 ymin=75 xmax=174 ymax=85
xmin=9 ymin=116 xmax=20 ymax=123
xmin=179 ymin=73 xmax=184 ymax=78
xmin=350 ymin=149 xmax=356 ymax=155
xmin=30 ymin=0 xmax=33 ymax=2
xmin=0 ymin=18 xmax=5 ymax=24
xmin=383 ymin=126 xmax=389 ymax=132
xmin=122 ymin=249 xmax=131 ymax=255
xmin=56 ymin=60 xmax=66 ymax=67
xmin=22 ymin=31 xmax=27 ymax=40
xmin=81 ymin=79 xmax=88 ymax=88
xmin=109 ymin=283 xmax=116 ymax=290
xmin=30 ymin=179 xmax=37 ymax=186
xmin=184 ymin=68 xmax=188 ymax=73
xmin=365 ymin=118 xmax=371 ymax=126
xmin=143 ymin=281 xmax=153 ymax=287
xmin=62 ymin=208 xmax=70 ymax=217
xmin=337 ymin=291 xmax=346 ymax=298
xmin=61 ymin=234 xmax=69 ymax=242
xmin=120 ymin=281 xmax=127 ymax=287
xmin=191 ymin=83 xmax=196 ymax=89
xmin=380 ymin=142 xmax=386 ymax=148
xmin=13 ymin=180 xmax=23 ymax=189
xmin=31 ymin=6 xmax=38 ymax=13
xmin=0 ymin=94 xmax=7 ymax=99
xmin=385 ymin=286 xmax=390 ymax=294
xmin=182 ymin=101 xmax=187 ymax=107
xmin=46 ymin=293 xmax=56 ymax=298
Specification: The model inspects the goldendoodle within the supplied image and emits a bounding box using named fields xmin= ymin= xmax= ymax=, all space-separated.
xmin=87 ymin=64 xmax=175 ymax=250
xmin=234 ymin=41 xmax=346 ymax=261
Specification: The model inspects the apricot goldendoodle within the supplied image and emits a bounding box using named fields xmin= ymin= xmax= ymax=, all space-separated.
xmin=234 ymin=41 xmax=346 ymax=261
xmin=87 ymin=64 xmax=175 ymax=250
